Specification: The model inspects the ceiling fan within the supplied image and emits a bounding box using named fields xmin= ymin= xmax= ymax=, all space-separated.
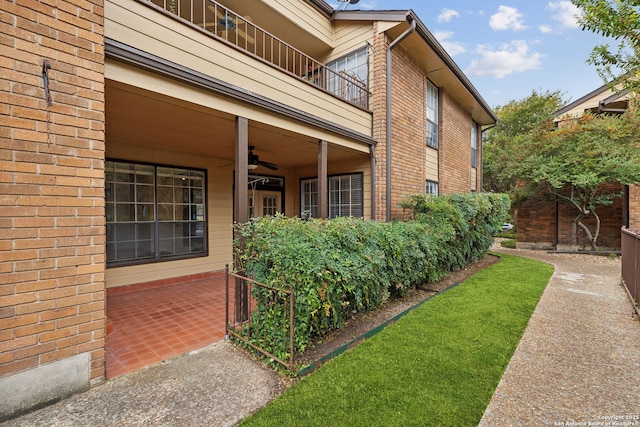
xmin=248 ymin=146 xmax=278 ymax=170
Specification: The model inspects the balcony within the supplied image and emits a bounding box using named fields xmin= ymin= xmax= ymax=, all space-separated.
xmin=146 ymin=0 xmax=369 ymax=109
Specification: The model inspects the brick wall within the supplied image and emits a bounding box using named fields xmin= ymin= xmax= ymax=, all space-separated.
xmin=439 ymin=91 xmax=472 ymax=195
xmin=630 ymin=184 xmax=640 ymax=232
xmin=387 ymin=46 xmax=426 ymax=218
xmin=0 ymin=0 xmax=106 ymax=394
xmin=517 ymin=184 xmax=624 ymax=250
xmin=370 ymin=25 xmax=388 ymax=221
xmin=370 ymin=39 xmax=478 ymax=220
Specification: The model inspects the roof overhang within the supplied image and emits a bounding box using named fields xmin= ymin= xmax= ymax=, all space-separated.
xmin=333 ymin=9 xmax=498 ymax=125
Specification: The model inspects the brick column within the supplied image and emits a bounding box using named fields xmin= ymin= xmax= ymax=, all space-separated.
xmin=371 ymin=24 xmax=388 ymax=222
xmin=629 ymin=184 xmax=640 ymax=232
xmin=0 ymin=0 xmax=106 ymax=419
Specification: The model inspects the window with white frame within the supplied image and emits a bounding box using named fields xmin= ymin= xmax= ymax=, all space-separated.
xmin=105 ymin=161 xmax=207 ymax=266
xmin=301 ymin=173 xmax=363 ymax=218
xmin=326 ymin=47 xmax=368 ymax=106
xmin=426 ymin=180 xmax=439 ymax=196
xmin=426 ymin=80 xmax=439 ymax=148
xmin=471 ymin=121 xmax=478 ymax=168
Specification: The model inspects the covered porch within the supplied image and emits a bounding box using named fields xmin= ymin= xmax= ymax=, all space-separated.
xmin=103 ymin=55 xmax=375 ymax=375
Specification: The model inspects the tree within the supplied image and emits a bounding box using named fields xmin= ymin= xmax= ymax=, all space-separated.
xmin=517 ymin=110 xmax=640 ymax=250
xmin=483 ymin=90 xmax=566 ymax=194
xmin=572 ymin=0 xmax=640 ymax=93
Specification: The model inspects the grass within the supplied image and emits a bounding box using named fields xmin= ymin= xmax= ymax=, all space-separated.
xmin=241 ymin=253 xmax=553 ymax=427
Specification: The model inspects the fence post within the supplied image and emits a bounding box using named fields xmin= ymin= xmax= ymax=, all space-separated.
xmin=289 ymin=290 xmax=295 ymax=371
xmin=225 ymin=264 xmax=229 ymax=338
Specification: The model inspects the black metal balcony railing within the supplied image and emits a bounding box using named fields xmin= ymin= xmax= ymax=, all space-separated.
xmin=148 ymin=0 xmax=369 ymax=109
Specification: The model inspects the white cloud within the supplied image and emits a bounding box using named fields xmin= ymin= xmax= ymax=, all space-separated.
xmin=433 ymin=31 xmax=466 ymax=56
xmin=465 ymin=40 xmax=545 ymax=78
xmin=490 ymin=6 xmax=527 ymax=31
xmin=437 ymin=8 xmax=460 ymax=23
xmin=547 ymin=1 xmax=581 ymax=29
xmin=539 ymin=24 xmax=553 ymax=34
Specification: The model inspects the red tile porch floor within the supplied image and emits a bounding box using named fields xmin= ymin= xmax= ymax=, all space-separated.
xmin=106 ymin=273 xmax=230 ymax=379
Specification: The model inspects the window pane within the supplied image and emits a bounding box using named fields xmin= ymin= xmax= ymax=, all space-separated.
xmin=159 ymin=222 xmax=174 ymax=239
xmin=175 ymin=205 xmax=190 ymax=221
xmin=157 ymin=186 xmax=173 ymax=203
xmin=191 ymin=237 xmax=204 ymax=252
xmin=192 ymin=188 xmax=203 ymax=204
xmin=136 ymin=185 xmax=154 ymax=203
xmin=115 ymin=204 xmax=135 ymax=222
xmin=115 ymin=183 xmax=134 ymax=202
xmin=426 ymin=80 xmax=439 ymax=149
xmin=136 ymin=239 xmax=154 ymax=258
xmin=105 ymin=202 xmax=114 ymax=223
xmin=136 ymin=204 xmax=154 ymax=221
xmin=137 ymin=223 xmax=154 ymax=240
xmin=157 ymin=204 xmax=173 ymax=221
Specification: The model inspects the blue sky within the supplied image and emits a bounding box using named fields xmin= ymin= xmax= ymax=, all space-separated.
xmin=329 ymin=0 xmax=613 ymax=108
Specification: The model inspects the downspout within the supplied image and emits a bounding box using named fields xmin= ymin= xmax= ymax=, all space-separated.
xmin=386 ymin=17 xmax=416 ymax=221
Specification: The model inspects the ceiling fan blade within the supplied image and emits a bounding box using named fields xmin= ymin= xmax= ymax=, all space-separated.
xmin=258 ymin=160 xmax=278 ymax=170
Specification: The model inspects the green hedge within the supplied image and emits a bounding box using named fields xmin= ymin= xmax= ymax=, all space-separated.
xmin=233 ymin=193 xmax=509 ymax=361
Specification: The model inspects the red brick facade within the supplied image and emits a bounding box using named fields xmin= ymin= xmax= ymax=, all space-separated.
xmin=516 ymin=184 xmax=624 ymax=250
xmin=371 ymin=37 xmax=478 ymax=220
xmin=440 ymin=90 xmax=477 ymax=195
xmin=1 ymin=0 xmax=106 ymax=388
xmin=371 ymin=25 xmax=388 ymax=221
xmin=630 ymin=185 xmax=640 ymax=232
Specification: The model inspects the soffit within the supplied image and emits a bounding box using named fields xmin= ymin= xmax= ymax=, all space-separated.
xmin=105 ymin=80 xmax=364 ymax=169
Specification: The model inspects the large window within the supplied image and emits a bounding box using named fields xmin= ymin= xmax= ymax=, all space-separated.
xmin=471 ymin=121 xmax=478 ymax=168
xmin=426 ymin=80 xmax=439 ymax=149
xmin=106 ymin=161 xmax=207 ymax=266
xmin=301 ymin=173 xmax=363 ymax=218
xmin=326 ymin=47 xmax=369 ymax=107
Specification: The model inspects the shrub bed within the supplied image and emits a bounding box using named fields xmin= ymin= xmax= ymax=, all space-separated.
xmin=233 ymin=193 xmax=509 ymax=361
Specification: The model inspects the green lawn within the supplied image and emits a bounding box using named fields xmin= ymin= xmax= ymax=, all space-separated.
xmin=241 ymin=253 xmax=553 ymax=427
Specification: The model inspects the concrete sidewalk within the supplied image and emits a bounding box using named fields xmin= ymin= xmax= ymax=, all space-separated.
xmin=1 ymin=340 xmax=282 ymax=427
xmin=480 ymin=248 xmax=640 ymax=426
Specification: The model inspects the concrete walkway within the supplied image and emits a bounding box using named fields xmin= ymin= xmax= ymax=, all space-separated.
xmin=1 ymin=341 xmax=282 ymax=427
xmin=480 ymin=248 xmax=640 ymax=426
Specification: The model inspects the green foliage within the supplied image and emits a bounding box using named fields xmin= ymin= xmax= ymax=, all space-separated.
xmin=517 ymin=111 xmax=640 ymax=249
xmin=523 ymin=112 xmax=640 ymax=190
xmin=233 ymin=194 xmax=510 ymax=361
xmin=240 ymin=254 xmax=553 ymax=427
xmin=484 ymin=86 xmax=640 ymax=250
xmin=572 ymin=0 xmax=640 ymax=93
xmin=483 ymin=89 xmax=567 ymax=194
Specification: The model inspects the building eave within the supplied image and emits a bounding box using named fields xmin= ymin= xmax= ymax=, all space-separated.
xmin=333 ymin=10 xmax=497 ymax=124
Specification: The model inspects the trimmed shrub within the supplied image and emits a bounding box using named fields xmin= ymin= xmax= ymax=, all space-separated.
xmin=233 ymin=193 xmax=510 ymax=361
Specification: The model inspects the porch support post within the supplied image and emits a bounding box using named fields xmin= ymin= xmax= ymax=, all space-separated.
xmin=234 ymin=117 xmax=249 ymax=225
xmin=318 ymin=140 xmax=328 ymax=219
xmin=234 ymin=116 xmax=249 ymax=322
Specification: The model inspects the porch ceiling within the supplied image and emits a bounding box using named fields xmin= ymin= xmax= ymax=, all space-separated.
xmin=105 ymin=81 xmax=362 ymax=169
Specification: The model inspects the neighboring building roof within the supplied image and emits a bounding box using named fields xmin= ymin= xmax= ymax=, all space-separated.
xmin=553 ymin=82 xmax=630 ymax=119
